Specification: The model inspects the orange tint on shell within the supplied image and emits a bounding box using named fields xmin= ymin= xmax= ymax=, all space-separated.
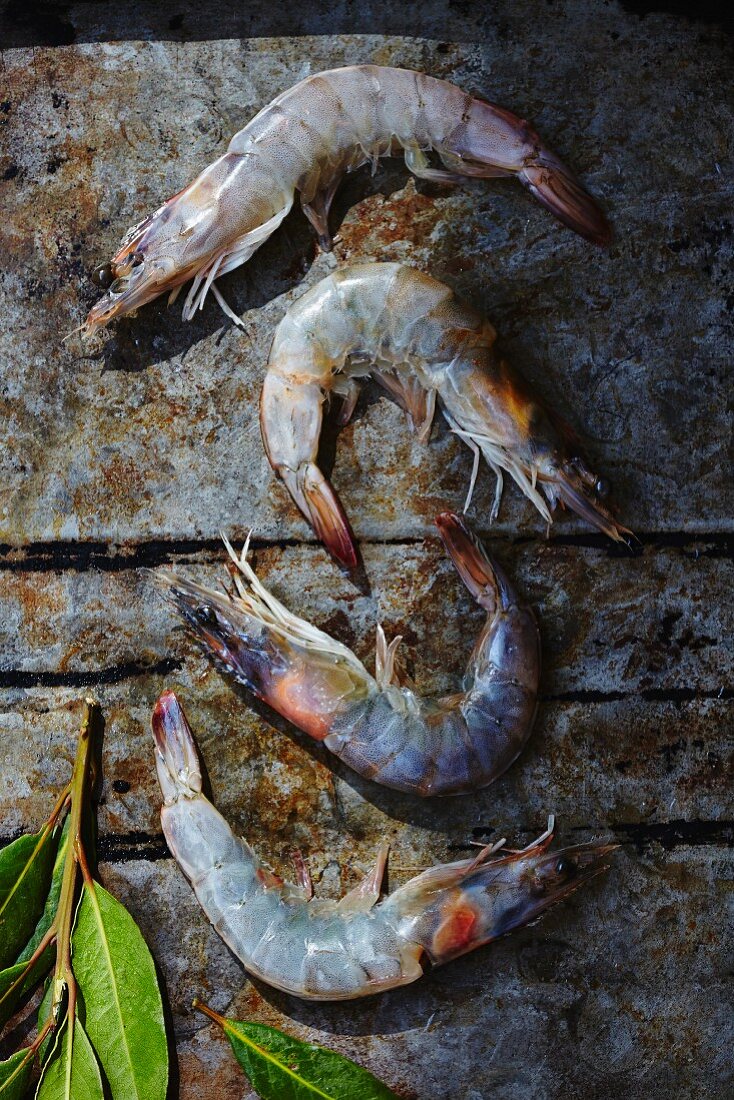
xmin=498 ymin=359 xmax=536 ymax=439
xmin=256 ymin=867 xmax=284 ymax=890
xmin=267 ymin=669 xmax=332 ymax=741
xmin=432 ymin=900 xmax=479 ymax=958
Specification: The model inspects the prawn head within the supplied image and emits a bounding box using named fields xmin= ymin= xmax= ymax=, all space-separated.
xmin=83 ymin=155 xmax=289 ymax=336
xmin=537 ymin=451 xmax=632 ymax=544
xmin=387 ymin=819 xmax=617 ymax=966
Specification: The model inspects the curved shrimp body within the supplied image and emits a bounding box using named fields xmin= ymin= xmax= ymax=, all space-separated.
xmin=153 ymin=513 xmax=540 ymax=797
xmin=84 ymin=65 xmax=610 ymax=334
xmin=261 ymin=263 xmax=629 ymax=568
xmin=153 ymin=691 xmax=616 ymax=1001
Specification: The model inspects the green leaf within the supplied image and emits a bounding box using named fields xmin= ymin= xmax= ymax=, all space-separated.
xmin=36 ymin=1016 xmax=104 ymax=1100
xmin=37 ymin=979 xmax=56 ymax=1066
xmin=0 ymin=827 xmax=59 ymax=968
xmin=0 ymin=821 xmax=72 ymax=1031
xmin=72 ymin=881 xmax=168 ymax=1100
xmin=18 ymin=818 xmax=70 ymax=965
xmin=0 ymin=961 xmax=29 ymax=1031
xmin=215 ymin=1016 xmax=398 ymax=1100
xmin=0 ymin=962 xmax=27 ymax=1001
xmin=0 ymin=1048 xmax=33 ymax=1099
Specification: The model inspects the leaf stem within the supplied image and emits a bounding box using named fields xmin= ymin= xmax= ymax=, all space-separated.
xmin=192 ymin=998 xmax=227 ymax=1028
xmin=75 ymin=835 xmax=94 ymax=888
xmin=30 ymin=1009 xmax=57 ymax=1055
xmin=47 ymin=698 xmax=102 ymax=1036
xmin=45 ymin=785 xmax=72 ymax=834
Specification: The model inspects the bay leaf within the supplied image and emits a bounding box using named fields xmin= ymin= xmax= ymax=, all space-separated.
xmin=0 ymin=1048 xmax=33 ymax=1100
xmin=72 ymin=881 xmax=168 ymax=1100
xmin=37 ymin=979 xmax=56 ymax=1065
xmin=0 ymin=821 xmax=72 ymax=1030
xmin=215 ymin=1016 xmax=398 ymax=1100
xmin=36 ymin=1017 xmax=104 ymax=1100
xmin=0 ymin=962 xmax=29 ymax=1031
xmin=0 ymin=827 xmax=58 ymax=968
xmin=18 ymin=818 xmax=70 ymax=964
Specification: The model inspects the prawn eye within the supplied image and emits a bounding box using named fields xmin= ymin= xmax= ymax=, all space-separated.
xmin=595 ymin=477 xmax=610 ymax=498
xmin=197 ymin=605 xmax=219 ymax=628
xmin=129 ymin=250 xmax=144 ymax=268
xmin=92 ymin=262 xmax=114 ymax=289
xmin=555 ymin=857 xmax=576 ymax=879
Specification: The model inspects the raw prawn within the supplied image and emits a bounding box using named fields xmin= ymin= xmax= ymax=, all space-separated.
xmin=153 ymin=690 xmax=616 ymax=1001
xmin=262 ymin=262 xmax=629 ymax=568
xmin=153 ymin=513 xmax=540 ymax=797
xmin=84 ymin=65 xmax=611 ymax=335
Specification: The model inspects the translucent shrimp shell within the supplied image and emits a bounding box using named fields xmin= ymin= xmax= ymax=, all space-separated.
xmin=153 ymin=691 xmax=616 ymax=1001
xmin=84 ymin=65 xmax=610 ymax=334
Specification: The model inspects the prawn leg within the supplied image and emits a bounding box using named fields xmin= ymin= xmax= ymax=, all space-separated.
xmin=337 ymin=843 xmax=390 ymax=913
xmin=372 ymin=370 xmax=437 ymax=442
xmin=404 ymin=146 xmax=464 ymax=184
xmin=301 ymin=177 xmax=341 ymax=251
xmin=290 ymin=849 xmax=314 ymax=899
xmin=335 ymin=378 xmax=361 ymax=425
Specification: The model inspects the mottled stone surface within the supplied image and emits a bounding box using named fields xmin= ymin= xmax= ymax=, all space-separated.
xmin=0 ymin=5 xmax=732 ymax=1098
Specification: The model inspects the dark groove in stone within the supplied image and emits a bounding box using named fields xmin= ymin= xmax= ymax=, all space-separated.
xmin=0 ymin=664 xmax=727 ymax=702
xmin=543 ymin=686 xmax=733 ymax=705
xmin=5 ymin=817 xmax=732 ymax=865
xmin=0 ymin=657 xmax=182 ymax=689
xmin=0 ymin=537 xmax=226 ymax=573
xmin=1 ymin=664 xmax=728 ymax=701
xmin=0 ymin=530 xmax=730 ymax=573
xmin=609 ymin=818 xmax=734 ymax=851
xmin=468 ymin=818 xmax=734 ymax=852
xmin=98 ymin=831 xmax=172 ymax=863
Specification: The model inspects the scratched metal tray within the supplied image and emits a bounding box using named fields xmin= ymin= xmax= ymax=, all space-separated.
xmin=0 ymin=3 xmax=732 ymax=1097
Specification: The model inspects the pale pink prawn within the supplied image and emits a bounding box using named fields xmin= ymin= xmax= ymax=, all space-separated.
xmin=261 ymin=263 xmax=630 ymax=569
xmin=84 ymin=65 xmax=611 ymax=335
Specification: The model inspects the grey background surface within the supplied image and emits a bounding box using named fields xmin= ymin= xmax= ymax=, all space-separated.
xmin=0 ymin=2 xmax=732 ymax=1097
